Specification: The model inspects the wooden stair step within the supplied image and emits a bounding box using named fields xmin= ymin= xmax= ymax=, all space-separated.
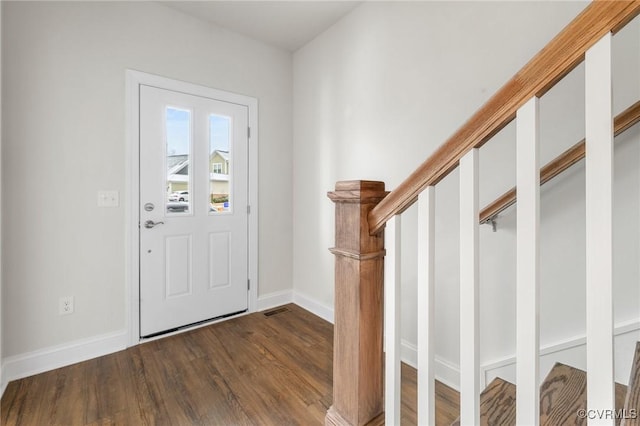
xmin=479 ymin=377 xmax=516 ymax=425
xmin=622 ymin=342 xmax=640 ymax=426
xmin=450 ymin=363 xmax=628 ymax=426
xmin=450 ymin=377 xmax=516 ymax=426
xmin=540 ymin=362 xmax=627 ymax=426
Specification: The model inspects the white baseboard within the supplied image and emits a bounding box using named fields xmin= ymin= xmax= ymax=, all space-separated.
xmin=482 ymin=319 xmax=640 ymax=387
xmin=291 ymin=292 xmax=462 ymax=389
xmin=399 ymin=320 xmax=640 ymax=391
xmin=2 ymin=290 xmax=296 ymax=392
xmin=256 ymin=289 xmax=293 ymax=311
xmin=401 ymin=339 xmax=461 ymax=391
xmin=16 ymin=290 xmax=633 ymax=401
xmin=1 ymin=362 xmax=7 ymax=399
xmin=401 ymin=339 xmax=418 ymax=368
xmin=292 ymin=291 xmax=334 ymax=323
xmin=2 ymin=330 xmax=128 ymax=386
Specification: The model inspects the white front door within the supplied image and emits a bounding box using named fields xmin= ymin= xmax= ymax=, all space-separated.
xmin=139 ymin=84 xmax=249 ymax=337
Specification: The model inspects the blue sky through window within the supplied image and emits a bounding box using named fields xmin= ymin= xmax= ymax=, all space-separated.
xmin=209 ymin=115 xmax=230 ymax=154
xmin=166 ymin=107 xmax=230 ymax=155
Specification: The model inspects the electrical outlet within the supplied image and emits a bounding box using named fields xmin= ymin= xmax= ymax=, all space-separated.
xmin=59 ymin=296 xmax=74 ymax=315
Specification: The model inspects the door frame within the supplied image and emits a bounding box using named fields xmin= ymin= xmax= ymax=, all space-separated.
xmin=125 ymin=70 xmax=259 ymax=346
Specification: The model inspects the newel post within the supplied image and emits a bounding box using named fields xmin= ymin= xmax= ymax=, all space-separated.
xmin=326 ymin=180 xmax=388 ymax=426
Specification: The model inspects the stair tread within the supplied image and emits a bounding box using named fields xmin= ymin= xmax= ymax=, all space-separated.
xmin=480 ymin=377 xmax=516 ymax=426
xmin=450 ymin=363 xmax=627 ymax=426
xmin=622 ymin=342 xmax=640 ymax=426
xmin=540 ymin=362 xmax=627 ymax=426
xmin=449 ymin=377 xmax=515 ymax=426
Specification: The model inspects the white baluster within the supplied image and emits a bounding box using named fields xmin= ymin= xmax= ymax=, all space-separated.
xmin=585 ymin=32 xmax=614 ymax=426
xmin=460 ymin=148 xmax=480 ymax=425
xmin=418 ymin=187 xmax=436 ymax=426
xmin=385 ymin=214 xmax=402 ymax=426
xmin=516 ymin=96 xmax=540 ymax=425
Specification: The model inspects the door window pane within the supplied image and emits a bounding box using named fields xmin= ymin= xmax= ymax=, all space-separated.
xmin=166 ymin=107 xmax=191 ymax=214
xmin=209 ymin=114 xmax=231 ymax=213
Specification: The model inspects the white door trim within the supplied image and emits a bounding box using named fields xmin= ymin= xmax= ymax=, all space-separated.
xmin=125 ymin=70 xmax=259 ymax=347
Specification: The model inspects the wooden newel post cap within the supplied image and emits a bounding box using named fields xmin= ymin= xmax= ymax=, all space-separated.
xmin=327 ymin=180 xmax=388 ymax=204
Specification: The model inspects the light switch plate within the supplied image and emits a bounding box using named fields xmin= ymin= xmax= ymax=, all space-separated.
xmin=98 ymin=190 xmax=119 ymax=207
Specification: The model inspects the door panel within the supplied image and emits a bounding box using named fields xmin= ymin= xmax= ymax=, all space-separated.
xmin=209 ymin=232 xmax=230 ymax=288
xmin=165 ymin=235 xmax=192 ymax=298
xmin=139 ymin=85 xmax=248 ymax=337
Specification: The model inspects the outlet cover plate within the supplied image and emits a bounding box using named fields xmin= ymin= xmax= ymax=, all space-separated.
xmin=59 ymin=296 xmax=74 ymax=315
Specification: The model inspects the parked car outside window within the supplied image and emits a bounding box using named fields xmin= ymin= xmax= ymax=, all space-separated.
xmin=168 ymin=191 xmax=189 ymax=202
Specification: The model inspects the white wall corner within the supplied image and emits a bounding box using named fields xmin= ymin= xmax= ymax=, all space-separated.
xmin=292 ymin=291 xmax=334 ymax=324
xmin=2 ymin=330 xmax=128 ymax=385
xmin=256 ymin=289 xmax=293 ymax=312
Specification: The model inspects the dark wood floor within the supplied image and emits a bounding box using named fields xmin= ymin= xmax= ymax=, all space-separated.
xmin=1 ymin=304 xmax=459 ymax=425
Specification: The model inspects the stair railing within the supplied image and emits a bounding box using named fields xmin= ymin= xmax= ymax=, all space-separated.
xmin=326 ymin=1 xmax=640 ymax=425
xmin=480 ymin=100 xmax=640 ymax=226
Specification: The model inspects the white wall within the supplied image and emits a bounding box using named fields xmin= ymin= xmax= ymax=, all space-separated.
xmin=2 ymin=1 xmax=293 ymax=360
xmin=293 ymin=1 xmax=640 ymax=388
xmin=0 ymin=0 xmax=4 ymax=394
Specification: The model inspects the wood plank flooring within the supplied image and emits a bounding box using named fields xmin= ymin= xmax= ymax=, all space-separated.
xmin=1 ymin=304 xmax=460 ymax=425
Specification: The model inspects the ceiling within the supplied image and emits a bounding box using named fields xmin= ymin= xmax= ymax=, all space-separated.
xmin=161 ymin=1 xmax=361 ymax=52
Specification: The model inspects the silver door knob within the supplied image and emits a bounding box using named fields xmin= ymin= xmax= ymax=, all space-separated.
xmin=144 ymin=220 xmax=165 ymax=229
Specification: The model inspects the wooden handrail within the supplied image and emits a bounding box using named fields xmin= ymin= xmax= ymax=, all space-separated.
xmin=368 ymin=0 xmax=640 ymax=235
xmin=479 ymin=100 xmax=640 ymax=224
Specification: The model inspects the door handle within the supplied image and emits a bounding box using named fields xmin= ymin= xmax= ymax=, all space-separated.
xmin=144 ymin=220 xmax=165 ymax=229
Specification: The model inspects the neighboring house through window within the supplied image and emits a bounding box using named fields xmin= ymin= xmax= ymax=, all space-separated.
xmin=210 ymin=150 xmax=230 ymax=175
